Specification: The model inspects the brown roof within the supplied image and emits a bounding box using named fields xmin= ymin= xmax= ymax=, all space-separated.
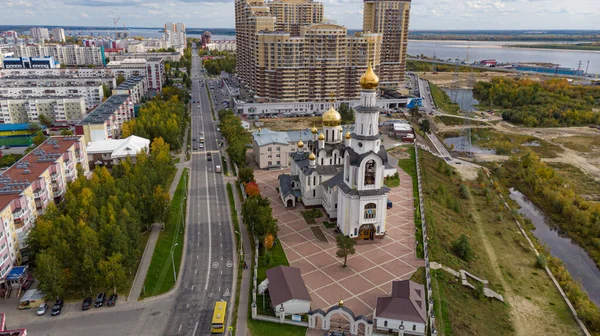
xmin=266 ymin=266 xmax=311 ymax=308
xmin=0 ymin=136 xmax=80 ymax=211
xmin=375 ymin=280 xmax=426 ymax=323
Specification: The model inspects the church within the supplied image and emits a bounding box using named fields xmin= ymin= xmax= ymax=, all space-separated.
xmin=278 ymin=66 xmax=397 ymax=240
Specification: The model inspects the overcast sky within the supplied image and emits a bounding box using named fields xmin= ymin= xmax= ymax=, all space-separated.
xmin=1 ymin=0 xmax=598 ymax=30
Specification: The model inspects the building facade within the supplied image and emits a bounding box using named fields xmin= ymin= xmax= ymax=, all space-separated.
xmin=0 ymin=96 xmax=86 ymax=124
xmin=107 ymin=58 xmax=164 ymax=91
xmin=13 ymin=45 xmax=106 ymax=66
xmin=164 ymin=22 xmax=187 ymax=49
xmin=85 ymin=135 xmax=150 ymax=169
xmin=1 ymin=56 xmax=58 ymax=69
xmin=75 ymin=94 xmax=134 ymax=143
xmin=0 ymin=77 xmax=106 ymax=110
xmin=29 ymin=28 xmax=49 ymax=41
xmin=363 ymin=0 xmax=411 ymax=89
xmin=51 ymin=28 xmax=66 ymax=43
xmin=0 ymin=136 xmax=89 ymax=276
xmin=278 ymin=66 xmax=396 ymax=239
xmin=111 ymin=76 xmax=148 ymax=104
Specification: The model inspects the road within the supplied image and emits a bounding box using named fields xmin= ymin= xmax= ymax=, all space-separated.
xmin=164 ymin=49 xmax=236 ymax=336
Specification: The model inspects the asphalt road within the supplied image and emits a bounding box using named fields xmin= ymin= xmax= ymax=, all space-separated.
xmin=163 ymin=50 xmax=235 ymax=336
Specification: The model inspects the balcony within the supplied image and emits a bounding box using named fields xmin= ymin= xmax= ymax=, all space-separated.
xmin=33 ymin=188 xmax=47 ymax=200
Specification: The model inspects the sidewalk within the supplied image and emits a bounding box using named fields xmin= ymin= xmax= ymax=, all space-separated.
xmin=127 ymin=128 xmax=188 ymax=302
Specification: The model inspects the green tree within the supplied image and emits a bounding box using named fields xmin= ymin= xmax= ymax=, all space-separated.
xmin=38 ymin=114 xmax=52 ymax=127
xmin=335 ymin=234 xmax=356 ymax=267
xmin=242 ymin=195 xmax=278 ymax=241
xmin=116 ymin=74 xmax=126 ymax=85
xmin=35 ymin=252 xmax=67 ymax=300
xmin=153 ymin=185 xmax=171 ymax=230
xmin=419 ymin=119 xmax=431 ymax=134
xmin=238 ymin=166 xmax=255 ymax=184
xmin=410 ymin=105 xmax=420 ymax=123
xmin=32 ymin=130 xmax=47 ymax=147
xmin=338 ymin=103 xmax=354 ymax=124
xmin=60 ymin=129 xmax=74 ymax=135
xmin=102 ymin=84 xmax=112 ymax=99
xmin=98 ymin=253 xmax=127 ymax=294
xmin=452 ymin=234 xmax=474 ymax=262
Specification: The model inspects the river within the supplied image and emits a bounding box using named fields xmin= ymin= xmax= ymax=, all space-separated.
xmin=509 ymin=188 xmax=600 ymax=307
xmin=407 ymin=40 xmax=600 ymax=75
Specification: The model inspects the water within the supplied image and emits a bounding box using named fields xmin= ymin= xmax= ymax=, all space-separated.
xmin=407 ymin=40 xmax=600 ymax=75
xmin=509 ymin=188 xmax=600 ymax=307
xmin=441 ymin=88 xmax=479 ymax=112
xmin=443 ymin=136 xmax=494 ymax=154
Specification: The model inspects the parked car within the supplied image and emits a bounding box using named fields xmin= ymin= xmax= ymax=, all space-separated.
xmin=199 ymin=143 xmax=204 ymax=149
xmin=107 ymin=294 xmax=118 ymax=307
xmin=37 ymin=302 xmax=48 ymax=316
xmin=193 ymin=137 xmax=197 ymax=141
xmin=51 ymin=299 xmax=64 ymax=316
xmin=387 ymin=200 xmax=393 ymax=209
xmin=94 ymin=292 xmax=106 ymax=308
xmin=82 ymin=297 xmax=93 ymax=310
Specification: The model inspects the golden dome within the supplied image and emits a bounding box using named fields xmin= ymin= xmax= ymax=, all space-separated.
xmin=297 ymin=140 xmax=304 ymax=148
xmin=322 ymin=105 xmax=341 ymax=126
xmin=311 ymin=126 xmax=318 ymax=134
xmin=339 ymin=299 xmax=344 ymax=307
xmin=359 ymin=64 xmax=379 ymax=90
xmin=318 ymin=132 xmax=325 ymax=141
xmin=308 ymin=152 xmax=316 ymax=160
xmin=345 ymin=131 xmax=352 ymax=139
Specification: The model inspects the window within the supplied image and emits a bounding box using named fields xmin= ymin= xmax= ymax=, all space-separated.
xmin=384 ymin=321 xmax=388 ymax=327
xmin=313 ymin=189 xmax=315 ymax=197
xmin=413 ymin=325 xmax=416 ymax=331
xmin=268 ymin=147 xmax=272 ymax=151
xmin=313 ymin=176 xmax=316 ymax=185
xmin=353 ymin=227 xmax=358 ymax=236
xmin=364 ymin=160 xmax=376 ymax=185
xmin=364 ymin=203 xmax=376 ymax=219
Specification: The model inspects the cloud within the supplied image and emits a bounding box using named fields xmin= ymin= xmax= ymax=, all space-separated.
xmin=176 ymin=0 xmax=233 ymax=3
xmin=66 ymin=0 xmax=161 ymax=6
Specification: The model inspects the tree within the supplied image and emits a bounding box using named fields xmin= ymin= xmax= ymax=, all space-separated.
xmin=338 ymin=103 xmax=354 ymax=124
xmin=102 ymin=84 xmax=112 ymax=99
xmin=264 ymin=234 xmax=274 ymax=251
xmin=116 ymin=74 xmax=126 ymax=85
xmin=452 ymin=234 xmax=474 ymax=262
xmin=98 ymin=253 xmax=127 ymax=294
xmin=60 ymin=129 xmax=74 ymax=135
xmin=245 ymin=181 xmax=260 ymax=197
xmin=410 ymin=105 xmax=420 ymax=123
xmin=38 ymin=114 xmax=52 ymax=127
xmin=238 ymin=166 xmax=254 ymax=184
xmin=419 ymin=119 xmax=431 ymax=134
xmin=241 ymin=195 xmax=278 ymax=240
xmin=335 ymin=234 xmax=356 ymax=267
xmin=153 ymin=185 xmax=171 ymax=230
xmin=32 ymin=130 xmax=47 ymax=147
xmin=35 ymin=252 xmax=67 ymax=300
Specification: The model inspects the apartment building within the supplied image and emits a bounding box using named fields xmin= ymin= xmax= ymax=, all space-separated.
xmin=0 ymin=77 xmax=107 ymax=110
xmin=164 ymin=22 xmax=187 ymax=49
xmin=363 ymin=0 xmax=411 ymax=89
xmin=13 ymin=45 xmax=106 ymax=66
xmin=29 ymin=28 xmax=49 ymax=41
xmin=1 ymin=56 xmax=58 ymax=69
xmin=0 ymin=68 xmax=116 ymax=84
xmin=235 ymin=0 xmax=381 ymax=102
xmin=86 ymin=135 xmax=150 ymax=169
xmin=105 ymin=51 xmax=181 ymax=63
xmin=51 ymin=28 xmax=66 ymax=43
xmin=0 ymin=96 xmax=86 ymax=124
xmin=0 ymin=136 xmax=89 ymax=272
xmin=107 ymin=58 xmax=164 ymax=91
xmin=75 ymin=94 xmax=134 ymax=143
xmin=111 ymin=76 xmax=148 ymax=104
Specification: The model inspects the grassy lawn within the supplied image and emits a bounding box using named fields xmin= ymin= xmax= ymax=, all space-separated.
xmin=247 ymin=320 xmax=307 ymax=336
xmin=396 ymin=146 xmax=423 ymax=259
xmin=429 ymin=82 xmax=460 ymax=114
xmin=226 ymin=182 xmax=243 ymax=335
xmin=547 ymin=162 xmax=600 ymax=196
xmin=222 ymin=156 xmax=230 ymax=176
xmin=140 ymin=168 xmax=188 ymax=299
xmin=310 ymin=226 xmax=328 ymax=242
xmin=419 ymin=151 xmax=579 ymax=335
xmin=384 ymin=173 xmax=400 ymax=188
xmin=435 ymin=115 xmax=489 ymax=126
xmin=322 ymin=221 xmax=336 ymax=229
xmin=300 ymin=209 xmax=322 ymax=225
xmin=409 ymin=267 xmax=426 ymax=285
xmin=552 ymin=135 xmax=600 ymax=154
xmin=470 ymin=129 xmax=563 ymax=158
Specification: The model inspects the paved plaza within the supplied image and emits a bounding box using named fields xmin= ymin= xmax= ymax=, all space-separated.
xmin=254 ymin=167 xmax=424 ymax=318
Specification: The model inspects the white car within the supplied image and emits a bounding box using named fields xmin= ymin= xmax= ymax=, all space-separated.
xmin=37 ymin=302 xmax=48 ymax=316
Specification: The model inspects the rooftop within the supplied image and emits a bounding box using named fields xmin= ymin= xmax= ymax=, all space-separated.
xmin=79 ymin=94 xmax=130 ymax=125
xmin=114 ymin=76 xmax=146 ymax=90
xmin=253 ymin=128 xmax=290 ymax=146
xmin=375 ymin=280 xmax=426 ymax=324
xmin=86 ymin=135 xmax=150 ymax=159
xmin=266 ymin=266 xmax=311 ymax=307
xmin=0 ymin=136 xmax=81 ymax=211
xmin=0 ymin=77 xmax=108 ymax=88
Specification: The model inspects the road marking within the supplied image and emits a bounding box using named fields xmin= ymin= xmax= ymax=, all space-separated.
xmin=192 ymin=322 xmax=199 ymax=336
xmin=179 ymin=324 xmax=182 ymax=332
xmin=191 ymin=285 xmax=195 ymax=291
xmin=197 ymin=255 xmax=199 ymax=260
xmin=219 ymin=286 xmax=221 ymax=292
xmin=212 ymin=261 xmax=219 ymax=268
xmin=186 ymin=303 xmax=189 ymax=309
xmin=223 ymin=288 xmax=230 ymax=297
xmin=226 ymin=261 xmax=233 ymax=268
xmin=195 ymin=269 xmax=198 ymax=275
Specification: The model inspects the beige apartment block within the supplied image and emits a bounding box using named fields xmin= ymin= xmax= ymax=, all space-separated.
xmin=363 ymin=0 xmax=411 ymax=89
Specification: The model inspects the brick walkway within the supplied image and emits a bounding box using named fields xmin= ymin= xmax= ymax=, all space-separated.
xmin=254 ymin=168 xmax=424 ymax=317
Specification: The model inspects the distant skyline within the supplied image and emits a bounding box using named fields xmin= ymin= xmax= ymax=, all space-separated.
xmin=1 ymin=0 xmax=598 ymax=31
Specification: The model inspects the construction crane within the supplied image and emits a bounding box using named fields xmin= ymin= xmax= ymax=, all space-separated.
xmin=113 ymin=17 xmax=120 ymax=40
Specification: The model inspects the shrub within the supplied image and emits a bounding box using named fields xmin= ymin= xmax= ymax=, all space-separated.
xmin=452 ymin=234 xmax=474 ymax=262
xmin=459 ymin=184 xmax=470 ymax=199
xmin=536 ymin=254 xmax=547 ymax=269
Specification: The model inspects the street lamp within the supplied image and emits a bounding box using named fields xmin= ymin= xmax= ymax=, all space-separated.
xmin=171 ymin=243 xmax=179 ymax=282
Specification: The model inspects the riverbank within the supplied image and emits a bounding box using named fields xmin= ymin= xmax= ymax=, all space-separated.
xmin=505 ymin=43 xmax=600 ymax=52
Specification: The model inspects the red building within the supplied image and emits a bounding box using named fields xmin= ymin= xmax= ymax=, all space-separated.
xmin=480 ymin=59 xmax=497 ymax=67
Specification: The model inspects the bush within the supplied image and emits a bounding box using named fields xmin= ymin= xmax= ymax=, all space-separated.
xmin=536 ymin=254 xmax=547 ymax=269
xmin=452 ymin=234 xmax=474 ymax=262
xmin=459 ymin=184 xmax=470 ymax=199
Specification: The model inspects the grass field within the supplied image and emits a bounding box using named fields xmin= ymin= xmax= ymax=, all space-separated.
xmin=140 ymin=168 xmax=188 ymax=299
xmin=469 ymin=129 xmax=563 ymax=158
xmin=419 ymin=151 xmax=579 ymax=335
xmin=435 ymin=115 xmax=490 ymax=126
xmin=429 ymin=82 xmax=460 ymax=114
xmin=547 ymin=162 xmax=600 ymax=196
xmin=552 ymin=135 xmax=600 ymax=154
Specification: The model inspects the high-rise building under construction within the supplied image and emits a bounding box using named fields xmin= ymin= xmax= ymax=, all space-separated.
xmin=235 ymin=0 xmax=408 ymax=103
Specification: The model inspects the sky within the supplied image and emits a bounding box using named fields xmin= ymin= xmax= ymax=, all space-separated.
xmin=1 ymin=0 xmax=598 ymax=30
